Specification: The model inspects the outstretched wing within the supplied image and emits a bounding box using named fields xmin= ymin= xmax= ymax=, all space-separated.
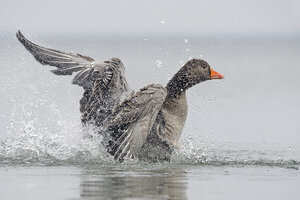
xmin=17 ymin=31 xmax=129 ymax=126
xmin=16 ymin=30 xmax=94 ymax=77
xmin=107 ymin=84 xmax=167 ymax=162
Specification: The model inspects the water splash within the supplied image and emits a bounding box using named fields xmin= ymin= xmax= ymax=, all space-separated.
xmin=172 ymin=137 xmax=299 ymax=170
xmin=0 ymin=117 xmax=112 ymax=166
xmin=1 ymin=123 xmax=299 ymax=169
xmin=0 ymin=92 xmax=298 ymax=168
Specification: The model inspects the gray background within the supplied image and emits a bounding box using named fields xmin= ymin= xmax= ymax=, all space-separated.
xmin=1 ymin=0 xmax=300 ymax=36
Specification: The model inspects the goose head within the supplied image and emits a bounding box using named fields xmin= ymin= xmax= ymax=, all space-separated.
xmin=166 ymin=58 xmax=224 ymax=97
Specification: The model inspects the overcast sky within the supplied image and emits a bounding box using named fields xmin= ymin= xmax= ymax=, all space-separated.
xmin=0 ymin=0 xmax=300 ymax=36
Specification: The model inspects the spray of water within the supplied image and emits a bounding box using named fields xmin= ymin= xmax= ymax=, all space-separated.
xmin=1 ymin=115 xmax=298 ymax=169
xmin=0 ymin=67 xmax=298 ymax=169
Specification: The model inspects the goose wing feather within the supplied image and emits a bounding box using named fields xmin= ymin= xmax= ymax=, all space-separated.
xmin=16 ymin=30 xmax=94 ymax=77
xmin=107 ymin=84 xmax=167 ymax=162
xmin=17 ymin=31 xmax=129 ymax=126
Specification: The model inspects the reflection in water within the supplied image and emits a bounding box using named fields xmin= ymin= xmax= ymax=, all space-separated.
xmin=79 ymin=166 xmax=187 ymax=200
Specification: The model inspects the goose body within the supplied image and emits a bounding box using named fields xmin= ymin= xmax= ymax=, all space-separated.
xmin=17 ymin=31 xmax=224 ymax=162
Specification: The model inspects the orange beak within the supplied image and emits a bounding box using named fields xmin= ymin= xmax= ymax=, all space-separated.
xmin=210 ymin=68 xmax=224 ymax=79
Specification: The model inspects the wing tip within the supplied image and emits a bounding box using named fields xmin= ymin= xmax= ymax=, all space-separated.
xmin=16 ymin=30 xmax=22 ymax=37
xmin=16 ymin=30 xmax=34 ymax=50
xmin=16 ymin=30 xmax=25 ymax=43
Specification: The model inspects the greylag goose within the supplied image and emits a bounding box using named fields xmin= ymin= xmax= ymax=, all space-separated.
xmin=16 ymin=31 xmax=224 ymax=162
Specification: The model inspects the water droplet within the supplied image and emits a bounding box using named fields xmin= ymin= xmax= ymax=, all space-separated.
xmin=199 ymin=54 xmax=203 ymax=58
xmin=160 ymin=20 xmax=165 ymax=24
xmin=155 ymin=60 xmax=162 ymax=68
xmin=186 ymin=48 xmax=190 ymax=52
xmin=57 ymin=121 xmax=63 ymax=126
xmin=184 ymin=38 xmax=189 ymax=43
xmin=167 ymin=73 xmax=171 ymax=80
xmin=179 ymin=60 xmax=184 ymax=65
xmin=144 ymin=38 xmax=148 ymax=41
